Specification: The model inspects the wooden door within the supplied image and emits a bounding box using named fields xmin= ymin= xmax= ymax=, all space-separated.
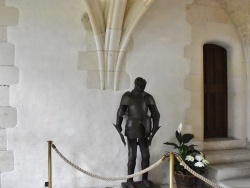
xmin=204 ymin=44 xmax=227 ymax=138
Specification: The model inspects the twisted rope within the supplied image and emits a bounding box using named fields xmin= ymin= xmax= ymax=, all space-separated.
xmin=173 ymin=152 xmax=223 ymax=188
xmin=52 ymin=144 xmax=169 ymax=181
xmin=51 ymin=144 xmax=223 ymax=187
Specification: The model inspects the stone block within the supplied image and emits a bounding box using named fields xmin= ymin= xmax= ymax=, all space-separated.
xmin=0 ymin=43 xmax=15 ymax=65
xmin=87 ymin=70 xmax=130 ymax=90
xmin=239 ymin=24 xmax=247 ymax=34
xmin=190 ymin=91 xmax=202 ymax=108
xmin=0 ymin=0 xmax=5 ymax=5
xmin=228 ymin=55 xmax=245 ymax=78
xmin=228 ymin=93 xmax=246 ymax=112
xmin=185 ymin=107 xmax=203 ymax=141
xmin=184 ymin=74 xmax=202 ymax=91
xmin=118 ymin=52 xmax=127 ymax=71
xmin=106 ymin=51 xmax=118 ymax=71
xmin=86 ymin=31 xmax=96 ymax=51
xmin=185 ymin=107 xmax=203 ymax=126
xmin=0 ymin=66 xmax=19 ymax=85
xmin=0 ymin=26 xmax=7 ymax=42
xmin=112 ymin=71 xmax=130 ymax=90
xmin=0 ymin=150 xmax=14 ymax=172
xmin=184 ymin=45 xmax=193 ymax=58
xmin=219 ymin=178 xmax=250 ymax=188
xmin=0 ymin=86 xmax=9 ymax=106
xmin=204 ymin=148 xmax=250 ymax=165
xmin=187 ymin=4 xmax=213 ymax=25
xmin=0 ymin=129 xmax=7 ymax=150
xmin=105 ymin=28 xmax=122 ymax=51
xmin=193 ymin=0 xmax=219 ymax=7
xmin=228 ymin=76 xmax=246 ymax=93
xmin=195 ymin=139 xmax=247 ymax=151
xmin=126 ymin=37 xmax=134 ymax=53
xmin=0 ymin=107 xmax=17 ymax=128
xmin=190 ymin=57 xmax=202 ymax=74
xmin=87 ymin=70 xmax=105 ymax=89
xmin=78 ymin=51 xmax=98 ymax=71
xmin=94 ymin=33 xmax=105 ymax=51
xmin=213 ymin=8 xmax=231 ymax=24
xmin=81 ymin=12 xmax=92 ymax=32
xmin=0 ymin=6 xmax=19 ymax=26
xmin=207 ymin=161 xmax=250 ymax=181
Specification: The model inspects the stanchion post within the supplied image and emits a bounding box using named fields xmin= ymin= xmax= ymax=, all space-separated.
xmin=48 ymin=141 xmax=53 ymax=188
xmin=169 ymin=153 xmax=174 ymax=188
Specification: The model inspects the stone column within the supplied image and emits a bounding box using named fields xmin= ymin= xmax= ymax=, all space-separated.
xmin=0 ymin=2 xmax=19 ymax=187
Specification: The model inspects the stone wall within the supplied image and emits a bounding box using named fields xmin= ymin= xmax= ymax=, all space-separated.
xmin=184 ymin=0 xmax=247 ymax=141
xmin=0 ymin=1 xmax=19 ymax=185
xmin=0 ymin=0 xmax=249 ymax=187
xmin=0 ymin=0 xmax=193 ymax=187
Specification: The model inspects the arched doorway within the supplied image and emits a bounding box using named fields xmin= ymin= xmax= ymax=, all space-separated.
xmin=203 ymin=44 xmax=227 ymax=138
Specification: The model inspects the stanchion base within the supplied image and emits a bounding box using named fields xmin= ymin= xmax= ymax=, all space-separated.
xmin=121 ymin=181 xmax=161 ymax=188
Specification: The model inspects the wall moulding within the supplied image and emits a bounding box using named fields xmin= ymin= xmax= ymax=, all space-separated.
xmin=79 ymin=0 xmax=155 ymax=90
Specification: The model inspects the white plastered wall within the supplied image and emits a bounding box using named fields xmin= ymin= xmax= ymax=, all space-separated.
xmin=1 ymin=0 xmax=247 ymax=188
xmin=1 ymin=0 xmax=192 ymax=187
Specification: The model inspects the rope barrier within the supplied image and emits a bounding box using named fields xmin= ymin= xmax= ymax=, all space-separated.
xmin=173 ymin=152 xmax=223 ymax=188
xmin=51 ymin=143 xmax=223 ymax=188
xmin=52 ymin=144 xmax=169 ymax=181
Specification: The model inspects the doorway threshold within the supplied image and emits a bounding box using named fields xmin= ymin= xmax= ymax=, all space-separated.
xmin=204 ymin=137 xmax=237 ymax=142
xmin=194 ymin=138 xmax=246 ymax=151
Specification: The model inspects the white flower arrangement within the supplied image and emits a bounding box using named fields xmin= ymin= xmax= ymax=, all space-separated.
xmin=195 ymin=161 xmax=205 ymax=167
xmin=177 ymin=123 xmax=182 ymax=133
xmin=195 ymin=154 xmax=204 ymax=162
xmin=164 ymin=123 xmax=209 ymax=175
xmin=185 ymin=155 xmax=194 ymax=162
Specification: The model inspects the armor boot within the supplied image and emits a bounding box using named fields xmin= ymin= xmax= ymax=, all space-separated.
xmin=142 ymin=155 xmax=151 ymax=187
xmin=127 ymin=158 xmax=136 ymax=188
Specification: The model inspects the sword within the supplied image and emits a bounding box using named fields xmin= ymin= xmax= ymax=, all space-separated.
xmin=113 ymin=124 xmax=126 ymax=146
xmin=148 ymin=126 xmax=161 ymax=146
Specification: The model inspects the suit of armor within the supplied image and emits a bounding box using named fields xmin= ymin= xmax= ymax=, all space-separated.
xmin=115 ymin=77 xmax=160 ymax=188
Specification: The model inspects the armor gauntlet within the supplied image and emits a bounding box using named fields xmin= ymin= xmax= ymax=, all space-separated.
xmin=149 ymin=105 xmax=160 ymax=133
xmin=116 ymin=106 xmax=127 ymax=132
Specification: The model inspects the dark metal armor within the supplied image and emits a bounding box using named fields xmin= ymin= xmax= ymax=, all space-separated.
xmin=117 ymin=91 xmax=159 ymax=139
xmin=115 ymin=77 xmax=160 ymax=188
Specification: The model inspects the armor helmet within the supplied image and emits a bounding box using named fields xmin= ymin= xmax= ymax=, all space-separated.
xmin=134 ymin=77 xmax=147 ymax=92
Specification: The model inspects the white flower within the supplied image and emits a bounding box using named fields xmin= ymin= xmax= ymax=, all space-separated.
xmin=177 ymin=123 xmax=182 ymax=133
xmin=195 ymin=155 xmax=204 ymax=162
xmin=202 ymin=159 xmax=209 ymax=165
xmin=195 ymin=161 xmax=205 ymax=167
xmin=185 ymin=155 xmax=194 ymax=162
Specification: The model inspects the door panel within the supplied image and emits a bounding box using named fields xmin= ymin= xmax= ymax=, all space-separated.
xmin=204 ymin=44 xmax=227 ymax=138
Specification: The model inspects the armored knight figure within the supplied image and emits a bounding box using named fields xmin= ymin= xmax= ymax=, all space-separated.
xmin=114 ymin=77 xmax=160 ymax=188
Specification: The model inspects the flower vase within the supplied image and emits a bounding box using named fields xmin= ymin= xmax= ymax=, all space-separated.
xmin=174 ymin=172 xmax=201 ymax=188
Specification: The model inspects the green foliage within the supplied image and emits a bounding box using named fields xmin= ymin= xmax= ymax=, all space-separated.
xmin=164 ymin=130 xmax=208 ymax=175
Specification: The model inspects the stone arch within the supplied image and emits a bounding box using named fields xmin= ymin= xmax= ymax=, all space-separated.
xmin=78 ymin=0 xmax=155 ymax=91
xmin=184 ymin=23 xmax=246 ymax=141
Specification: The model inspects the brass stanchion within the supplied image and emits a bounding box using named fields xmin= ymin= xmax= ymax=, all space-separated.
xmin=47 ymin=141 xmax=53 ymax=188
xmin=169 ymin=153 xmax=174 ymax=188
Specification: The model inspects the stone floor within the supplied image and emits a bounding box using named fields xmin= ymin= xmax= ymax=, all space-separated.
xmin=151 ymin=180 xmax=250 ymax=188
xmin=162 ymin=178 xmax=250 ymax=188
xmin=218 ymin=178 xmax=250 ymax=188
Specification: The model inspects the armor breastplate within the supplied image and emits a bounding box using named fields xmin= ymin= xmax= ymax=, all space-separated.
xmin=127 ymin=94 xmax=148 ymax=120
